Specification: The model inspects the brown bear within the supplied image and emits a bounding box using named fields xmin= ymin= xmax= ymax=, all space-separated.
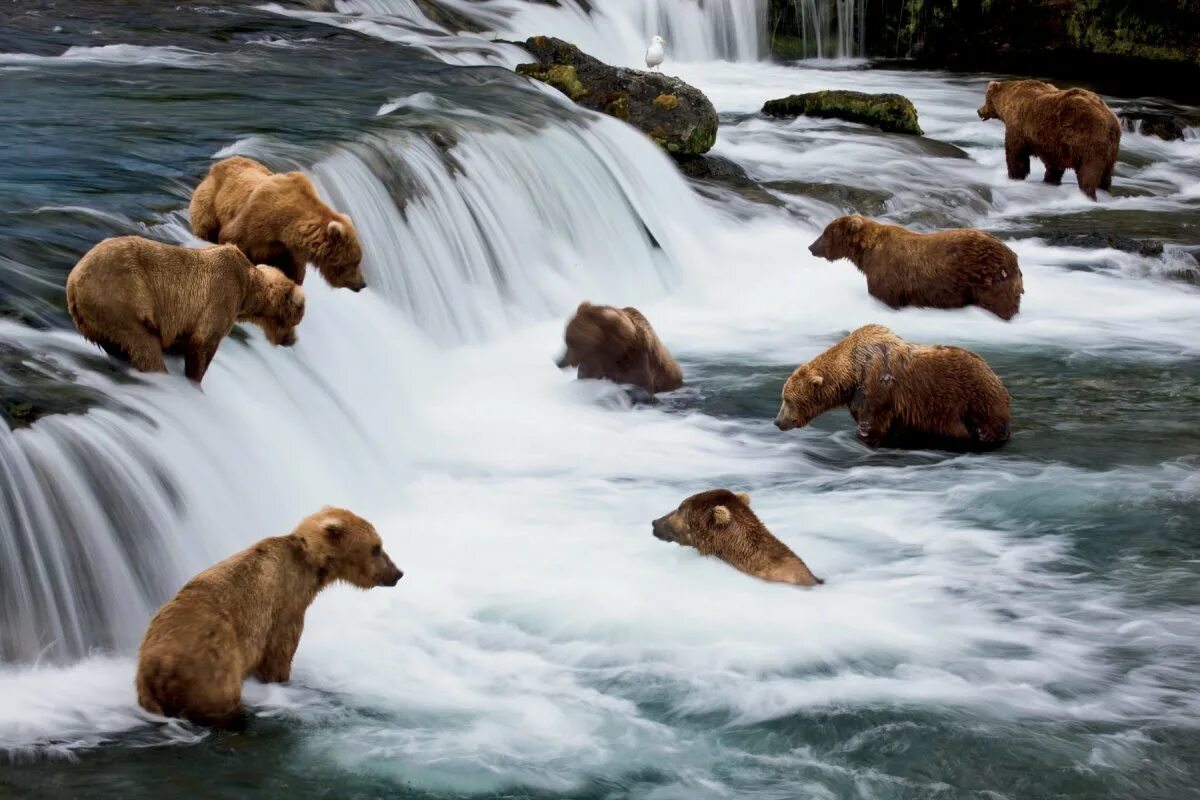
xmin=774 ymin=324 xmax=1011 ymax=451
xmin=977 ymin=79 xmax=1121 ymax=201
xmin=189 ymin=155 xmax=366 ymax=291
xmin=136 ymin=506 xmax=403 ymax=726
xmin=652 ymin=489 xmax=822 ymax=586
xmin=66 ymin=236 xmax=305 ymax=383
xmin=556 ymin=301 xmax=684 ymax=394
xmin=808 ymin=215 xmax=1023 ymax=320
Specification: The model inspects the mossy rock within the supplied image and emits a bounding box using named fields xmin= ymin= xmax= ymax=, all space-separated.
xmin=514 ymin=36 xmax=718 ymax=155
xmin=515 ymin=63 xmax=588 ymax=101
xmin=762 ymin=90 xmax=923 ymax=135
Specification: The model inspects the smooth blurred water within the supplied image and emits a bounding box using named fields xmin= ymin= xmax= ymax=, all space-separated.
xmin=1 ymin=1 xmax=1199 ymax=798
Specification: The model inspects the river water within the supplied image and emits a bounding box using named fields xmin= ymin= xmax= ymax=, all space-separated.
xmin=2 ymin=1 xmax=1199 ymax=797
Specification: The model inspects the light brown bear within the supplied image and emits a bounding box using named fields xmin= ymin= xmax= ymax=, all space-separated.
xmin=977 ymin=79 xmax=1121 ymax=201
xmin=136 ymin=507 xmax=403 ymax=726
xmin=774 ymin=324 xmax=1011 ymax=451
xmin=652 ymin=489 xmax=822 ymax=587
xmin=556 ymin=301 xmax=684 ymax=394
xmin=189 ymin=155 xmax=366 ymax=291
xmin=66 ymin=236 xmax=305 ymax=383
xmin=808 ymin=215 xmax=1023 ymax=320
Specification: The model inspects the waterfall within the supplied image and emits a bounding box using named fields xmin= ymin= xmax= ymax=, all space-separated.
xmin=772 ymin=0 xmax=867 ymax=59
xmin=319 ymin=0 xmax=768 ymax=64
xmin=0 ymin=91 xmax=715 ymax=663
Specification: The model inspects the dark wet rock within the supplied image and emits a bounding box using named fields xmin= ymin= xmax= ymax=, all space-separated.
xmin=0 ymin=343 xmax=108 ymax=430
xmin=674 ymin=154 xmax=784 ymax=207
xmin=1028 ymin=231 xmax=1165 ymax=257
xmin=764 ymin=181 xmax=892 ymax=216
xmin=1119 ymin=107 xmax=1191 ymax=141
xmin=512 ymin=36 xmax=718 ymax=155
xmin=762 ymin=90 xmax=923 ymax=135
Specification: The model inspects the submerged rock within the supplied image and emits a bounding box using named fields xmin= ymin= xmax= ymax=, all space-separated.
xmin=0 ymin=343 xmax=108 ymax=430
xmin=762 ymin=90 xmax=923 ymax=136
xmin=1031 ymin=231 xmax=1165 ymax=257
xmin=513 ymin=36 xmax=718 ymax=155
xmin=1119 ymin=108 xmax=1190 ymax=141
xmin=674 ymin=154 xmax=784 ymax=207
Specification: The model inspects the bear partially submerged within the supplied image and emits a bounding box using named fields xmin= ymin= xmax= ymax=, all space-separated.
xmin=190 ymin=156 xmax=366 ymax=291
xmin=809 ymin=215 xmax=1024 ymax=320
xmin=66 ymin=236 xmax=304 ymax=383
xmin=774 ymin=324 xmax=1011 ymax=451
xmin=652 ymin=489 xmax=822 ymax=586
xmin=136 ymin=507 xmax=403 ymax=726
xmin=977 ymin=79 xmax=1120 ymax=201
xmin=556 ymin=302 xmax=684 ymax=394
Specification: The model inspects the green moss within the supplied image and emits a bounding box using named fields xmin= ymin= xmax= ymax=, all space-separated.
xmin=605 ymin=93 xmax=630 ymax=120
xmin=515 ymin=63 xmax=588 ymax=101
xmin=653 ymin=93 xmax=679 ymax=111
xmin=762 ymin=90 xmax=923 ymax=135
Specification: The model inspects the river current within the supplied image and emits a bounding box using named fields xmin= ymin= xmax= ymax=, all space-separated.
xmin=1 ymin=1 xmax=1199 ymax=798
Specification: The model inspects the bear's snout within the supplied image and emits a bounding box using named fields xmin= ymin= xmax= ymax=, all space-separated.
xmin=808 ymin=239 xmax=825 ymax=258
xmin=348 ymin=278 xmax=366 ymax=292
xmin=651 ymin=515 xmax=673 ymax=541
xmin=555 ymin=351 xmax=572 ymax=369
xmin=279 ymin=330 xmax=298 ymax=347
xmin=774 ymin=411 xmax=796 ymax=431
xmin=379 ymin=565 xmax=403 ymax=587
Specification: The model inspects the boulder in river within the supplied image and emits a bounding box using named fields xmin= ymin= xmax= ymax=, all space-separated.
xmin=513 ymin=36 xmax=718 ymax=155
xmin=1119 ymin=108 xmax=1190 ymax=142
xmin=762 ymin=90 xmax=923 ymax=135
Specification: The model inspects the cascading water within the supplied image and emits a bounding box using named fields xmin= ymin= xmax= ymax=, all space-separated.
xmin=3 ymin=0 xmax=1200 ymax=797
xmin=770 ymin=0 xmax=867 ymax=59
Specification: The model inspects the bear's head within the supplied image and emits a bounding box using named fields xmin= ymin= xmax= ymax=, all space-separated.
xmin=556 ymin=301 xmax=640 ymax=370
xmin=245 ymin=265 xmax=305 ymax=346
xmin=977 ymin=80 xmax=1003 ymax=120
xmin=311 ymin=214 xmax=366 ymax=292
xmin=775 ymin=361 xmax=840 ymax=431
xmin=297 ymin=506 xmax=403 ymax=589
xmin=652 ymin=489 xmax=753 ymax=552
xmin=808 ymin=215 xmax=868 ymax=262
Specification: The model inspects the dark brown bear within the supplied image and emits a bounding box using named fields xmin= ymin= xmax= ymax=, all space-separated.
xmin=556 ymin=302 xmax=684 ymax=394
xmin=136 ymin=507 xmax=403 ymax=726
xmin=774 ymin=324 xmax=1011 ymax=451
xmin=652 ymin=489 xmax=822 ymax=586
xmin=977 ymin=79 xmax=1121 ymax=201
xmin=809 ymin=215 xmax=1023 ymax=320
xmin=66 ymin=236 xmax=304 ymax=383
xmin=190 ymin=155 xmax=366 ymax=291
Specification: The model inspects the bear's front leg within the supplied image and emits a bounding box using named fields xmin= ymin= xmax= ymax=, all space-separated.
xmin=1004 ymin=131 xmax=1031 ymax=180
xmin=184 ymin=334 xmax=224 ymax=383
xmin=255 ymin=619 xmax=304 ymax=684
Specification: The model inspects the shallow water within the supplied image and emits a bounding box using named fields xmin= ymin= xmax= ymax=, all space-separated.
xmin=1 ymin=1 xmax=1199 ymax=798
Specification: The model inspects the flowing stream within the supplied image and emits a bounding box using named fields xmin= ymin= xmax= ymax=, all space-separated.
xmin=2 ymin=1 xmax=1199 ymax=797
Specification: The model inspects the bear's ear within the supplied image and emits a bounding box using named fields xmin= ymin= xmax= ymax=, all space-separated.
xmin=711 ymin=505 xmax=732 ymax=526
xmin=327 ymin=219 xmax=347 ymax=239
xmin=290 ymin=285 xmax=305 ymax=309
xmin=810 ymin=374 xmax=824 ymax=387
xmin=735 ymin=491 xmax=751 ymax=507
xmin=317 ymin=509 xmax=345 ymax=541
xmin=577 ymin=300 xmax=593 ymax=311
xmin=846 ymin=216 xmax=864 ymax=233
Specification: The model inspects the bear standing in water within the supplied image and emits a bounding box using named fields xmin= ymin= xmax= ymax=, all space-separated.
xmin=189 ymin=155 xmax=366 ymax=291
xmin=67 ymin=236 xmax=304 ymax=383
xmin=774 ymin=324 xmax=1011 ymax=451
xmin=977 ymin=79 xmax=1120 ymax=201
xmin=136 ymin=507 xmax=403 ymax=726
xmin=652 ymin=489 xmax=822 ymax=587
xmin=809 ymin=215 xmax=1023 ymax=320
xmin=556 ymin=301 xmax=684 ymax=394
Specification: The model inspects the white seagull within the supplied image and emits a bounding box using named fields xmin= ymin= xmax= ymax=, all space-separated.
xmin=645 ymin=35 xmax=667 ymax=71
